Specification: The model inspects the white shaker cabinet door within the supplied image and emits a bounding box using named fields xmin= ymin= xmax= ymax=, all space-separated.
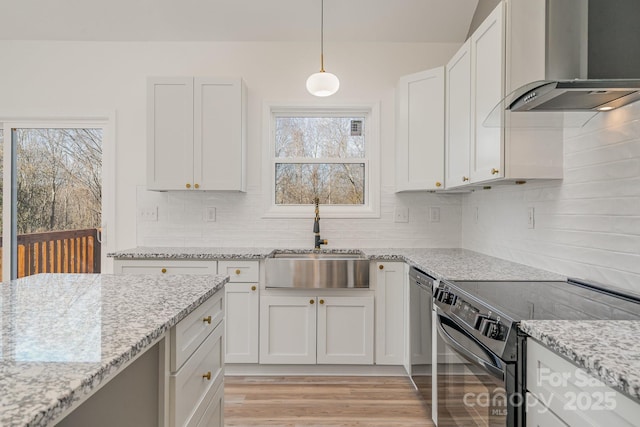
xmin=259 ymin=295 xmax=317 ymax=364
xmin=195 ymin=78 xmax=246 ymax=191
xmin=445 ymin=40 xmax=472 ymax=189
xmin=316 ymin=296 xmax=374 ymax=365
xmin=470 ymin=2 xmax=504 ymax=183
xmin=375 ymin=262 xmax=405 ymax=365
xmin=396 ymin=67 xmax=445 ymax=191
xmin=147 ymin=77 xmax=194 ymax=191
xmin=225 ymin=282 xmax=259 ymax=363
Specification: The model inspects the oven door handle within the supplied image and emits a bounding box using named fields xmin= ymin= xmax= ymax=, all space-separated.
xmin=436 ymin=311 xmax=505 ymax=381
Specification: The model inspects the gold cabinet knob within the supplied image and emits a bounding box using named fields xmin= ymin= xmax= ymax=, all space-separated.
xmin=310 ymin=299 xmax=315 ymax=304
xmin=379 ymin=265 xmax=384 ymax=270
xmin=462 ymin=176 xmax=469 ymax=182
xmin=186 ymin=183 xmax=191 ymax=189
xmin=161 ymin=268 xmax=167 ymax=274
xmin=491 ymin=168 xmax=499 ymax=175
xmin=203 ymin=315 xmax=212 ymax=324
xmin=203 ymin=371 xmax=211 ymax=380
xmin=435 ymin=181 xmax=442 ymax=187
xmin=251 ymin=285 xmax=256 ymax=291
xmin=194 ymin=183 xmax=200 ymax=189
xmin=235 ymin=269 xmax=241 ymax=275
xmin=319 ymin=299 xmax=325 ymax=305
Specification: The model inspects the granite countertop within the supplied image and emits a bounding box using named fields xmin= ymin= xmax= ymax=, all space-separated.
xmin=0 ymin=273 xmax=228 ymax=427
xmin=520 ymin=320 xmax=640 ymax=402
xmin=109 ymin=247 xmax=566 ymax=282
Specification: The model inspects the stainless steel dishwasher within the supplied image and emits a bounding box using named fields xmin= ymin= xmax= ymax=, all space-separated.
xmin=409 ymin=267 xmax=436 ymax=404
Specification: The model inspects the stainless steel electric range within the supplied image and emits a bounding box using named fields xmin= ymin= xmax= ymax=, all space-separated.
xmin=432 ymin=278 xmax=640 ymax=427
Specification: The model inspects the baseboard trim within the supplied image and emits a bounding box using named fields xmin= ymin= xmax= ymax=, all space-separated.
xmin=225 ymin=364 xmax=408 ymax=376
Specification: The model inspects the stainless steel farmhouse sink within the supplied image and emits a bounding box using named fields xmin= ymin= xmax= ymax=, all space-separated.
xmin=265 ymin=251 xmax=370 ymax=289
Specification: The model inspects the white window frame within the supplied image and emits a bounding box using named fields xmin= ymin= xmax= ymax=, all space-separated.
xmin=1 ymin=113 xmax=116 ymax=280
xmin=262 ymin=102 xmax=380 ymax=219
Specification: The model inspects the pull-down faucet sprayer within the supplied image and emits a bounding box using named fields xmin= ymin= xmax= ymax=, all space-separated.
xmin=313 ymin=197 xmax=328 ymax=249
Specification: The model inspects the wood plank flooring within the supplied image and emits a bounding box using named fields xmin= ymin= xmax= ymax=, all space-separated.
xmin=224 ymin=376 xmax=434 ymax=427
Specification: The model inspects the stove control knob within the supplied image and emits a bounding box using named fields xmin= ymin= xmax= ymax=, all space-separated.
xmin=480 ymin=318 xmax=503 ymax=340
xmin=473 ymin=314 xmax=490 ymax=330
xmin=437 ymin=291 xmax=457 ymax=305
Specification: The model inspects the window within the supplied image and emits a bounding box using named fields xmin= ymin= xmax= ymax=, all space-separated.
xmin=264 ymin=104 xmax=380 ymax=218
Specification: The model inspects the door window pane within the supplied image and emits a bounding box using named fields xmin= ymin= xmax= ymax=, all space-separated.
xmin=14 ymin=128 xmax=102 ymax=277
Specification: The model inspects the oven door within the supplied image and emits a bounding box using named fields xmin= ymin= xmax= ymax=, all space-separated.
xmin=435 ymin=308 xmax=511 ymax=427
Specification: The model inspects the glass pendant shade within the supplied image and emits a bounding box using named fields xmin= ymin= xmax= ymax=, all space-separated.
xmin=306 ymin=71 xmax=340 ymax=97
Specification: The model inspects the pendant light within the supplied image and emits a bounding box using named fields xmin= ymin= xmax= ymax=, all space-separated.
xmin=306 ymin=0 xmax=339 ymax=97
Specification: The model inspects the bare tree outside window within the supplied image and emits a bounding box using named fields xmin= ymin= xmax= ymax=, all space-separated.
xmin=274 ymin=116 xmax=366 ymax=205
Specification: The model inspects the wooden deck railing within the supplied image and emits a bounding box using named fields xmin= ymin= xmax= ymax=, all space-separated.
xmin=0 ymin=228 xmax=101 ymax=278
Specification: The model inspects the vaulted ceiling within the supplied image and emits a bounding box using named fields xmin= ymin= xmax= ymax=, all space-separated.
xmin=0 ymin=0 xmax=478 ymax=43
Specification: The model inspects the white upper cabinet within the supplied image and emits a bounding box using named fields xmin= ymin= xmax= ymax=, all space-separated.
xmin=445 ymin=40 xmax=472 ymax=189
xmin=396 ymin=67 xmax=445 ymax=192
xmin=470 ymin=3 xmax=505 ymax=183
xmin=445 ymin=0 xmax=563 ymax=188
xmin=147 ymin=77 xmax=247 ymax=191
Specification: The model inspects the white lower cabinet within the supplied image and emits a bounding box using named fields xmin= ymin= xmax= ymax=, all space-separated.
xmin=225 ymin=282 xmax=259 ymax=363
xmin=526 ymin=339 xmax=639 ymax=427
xmin=219 ymin=260 xmax=260 ymax=364
xmin=375 ymin=262 xmax=405 ymax=365
xmin=259 ymin=294 xmax=374 ymax=365
xmin=169 ymin=290 xmax=224 ymax=427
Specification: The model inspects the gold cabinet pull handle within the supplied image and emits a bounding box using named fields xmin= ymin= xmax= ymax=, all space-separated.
xmin=203 ymin=316 xmax=212 ymax=324
xmin=251 ymin=285 xmax=257 ymax=291
xmin=491 ymin=168 xmax=499 ymax=175
xmin=435 ymin=181 xmax=442 ymax=187
xmin=203 ymin=371 xmax=211 ymax=380
xmin=309 ymin=299 xmax=315 ymax=304
xmin=194 ymin=183 xmax=200 ymax=189
xmin=319 ymin=299 xmax=325 ymax=305
xmin=161 ymin=268 xmax=167 ymax=274
xmin=462 ymin=176 xmax=469 ymax=182
xmin=235 ymin=269 xmax=241 ymax=275
xmin=379 ymin=265 xmax=384 ymax=270
xmin=186 ymin=183 xmax=191 ymax=189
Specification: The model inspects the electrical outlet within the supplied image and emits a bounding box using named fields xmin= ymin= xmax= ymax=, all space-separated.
xmin=205 ymin=206 xmax=217 ymax=222
xmin=139 ymin=207 xmax=158 ymax=221
xmin=430 ymin=207 xmax=441 ymax=223
xmin=394 ymin=207 xmax=409 ymax=223
xmin=475 ymin=206 xmax=479 ymax=224
xmin=527 ymin=207 xmax=535 ymax=229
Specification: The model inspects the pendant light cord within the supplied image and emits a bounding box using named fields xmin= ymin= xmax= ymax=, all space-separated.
xmin=320 ymin=0 xmax=325 ymax=72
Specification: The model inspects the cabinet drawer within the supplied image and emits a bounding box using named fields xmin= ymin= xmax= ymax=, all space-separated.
xmin=190 ymin=380 xmax=224 ymax=427
xmin=171 ymin=320 xmax=224 ymax=427
xmin=525 ymin=393 xmax=566 ymax=427
xmin=527 ymin=340 xmax=638 ymax=427
xmin=115 ymin=259 xmax=217 ymax=275
xmin=171 ymin=290 xmax=224 ymax=371
xmin=218 ymin=260 xmax=258 ymax=283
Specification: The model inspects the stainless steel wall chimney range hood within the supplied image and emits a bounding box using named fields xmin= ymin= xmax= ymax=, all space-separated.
xmin=507 ymin=0 xmax=640 ymax=113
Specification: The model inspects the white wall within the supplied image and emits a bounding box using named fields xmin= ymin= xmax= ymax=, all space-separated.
xmin=0 ymin=40 xmax=463 ymax=254
xmin=462 ymin=104 xmax=640 ymax=292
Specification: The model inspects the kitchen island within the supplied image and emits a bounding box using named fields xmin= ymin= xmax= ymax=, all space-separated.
xmin=0 ymin=273 xmax=227 ymax=426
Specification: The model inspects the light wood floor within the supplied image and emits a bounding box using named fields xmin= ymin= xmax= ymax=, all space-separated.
xmin=224 ymin=376 xmax=434 ymax=427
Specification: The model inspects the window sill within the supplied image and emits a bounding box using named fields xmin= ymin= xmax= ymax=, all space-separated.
xmin=262 ymin=204 xmax=380 ymax=219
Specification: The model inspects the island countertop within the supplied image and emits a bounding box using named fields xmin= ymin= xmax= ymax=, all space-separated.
xmin=0 ymin=273 xmax=228 ymax=427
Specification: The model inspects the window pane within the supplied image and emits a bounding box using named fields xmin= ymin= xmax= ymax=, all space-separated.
xmin=275 ymin=117 xmax=365 ymax=159
xmin=275 ymin=163 xmax=365 ymax=205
